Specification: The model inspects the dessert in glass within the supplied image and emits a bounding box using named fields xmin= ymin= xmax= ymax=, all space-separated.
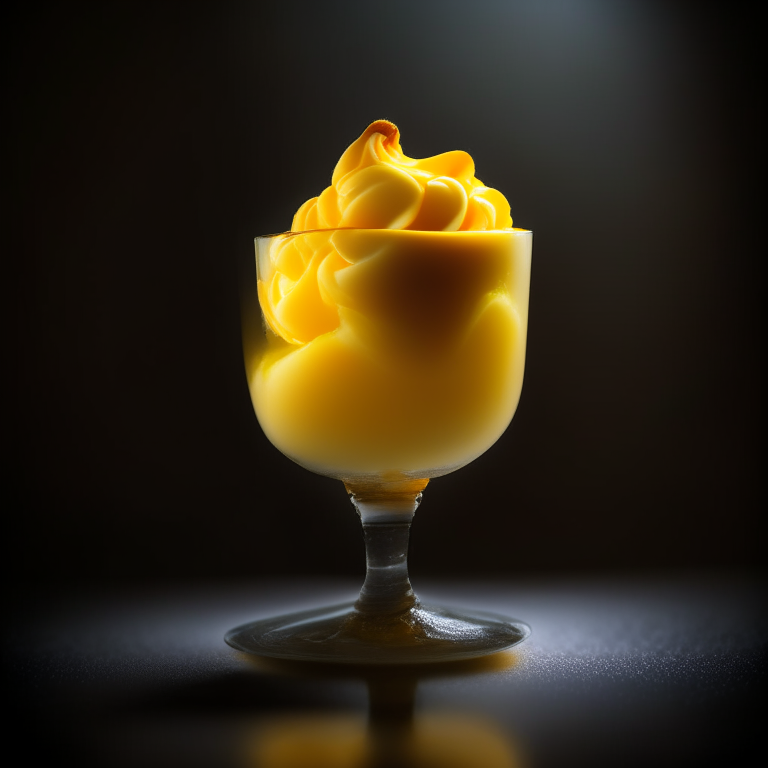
xmin=226 ymin=121 xmax=532 ymax=663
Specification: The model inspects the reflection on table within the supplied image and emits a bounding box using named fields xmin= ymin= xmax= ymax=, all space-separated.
xmin=239 ymin=654 xmax=525 ymax=768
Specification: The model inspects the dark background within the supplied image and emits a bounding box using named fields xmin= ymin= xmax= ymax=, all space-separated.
xmin=9 ymin=1 xmax=763 ymax=587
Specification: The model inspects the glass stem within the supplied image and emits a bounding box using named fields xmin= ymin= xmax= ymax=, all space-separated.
xmin=346 ymin=479 xmax=428 ymax=616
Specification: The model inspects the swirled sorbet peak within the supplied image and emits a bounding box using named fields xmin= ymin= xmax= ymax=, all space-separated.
xmin=261 ymin=120 xmax=518 ymax=346
xmin=251 ymin=121 xmax=531 ymax=481
xmin=292 ymin=119 xmax=513 ymax=232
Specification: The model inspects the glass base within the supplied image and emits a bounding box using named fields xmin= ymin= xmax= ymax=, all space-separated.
xmin=225 ymin=601 xmax=530 ymax=665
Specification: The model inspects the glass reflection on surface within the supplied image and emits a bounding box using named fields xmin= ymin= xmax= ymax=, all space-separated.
xmin=245 ymin=713 xmax=522 ymax=768
xmin=238 ymin=653 xmax=526 ymax=768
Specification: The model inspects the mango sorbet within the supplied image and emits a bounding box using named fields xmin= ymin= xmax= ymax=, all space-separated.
xmin=247 ymin=121 xmax=531 ymax=481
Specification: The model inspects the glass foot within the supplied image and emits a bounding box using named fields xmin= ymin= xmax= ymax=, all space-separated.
xmin=225 ymin=601 xmax=530 ymax=665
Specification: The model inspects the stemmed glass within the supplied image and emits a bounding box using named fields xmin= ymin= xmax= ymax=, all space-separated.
xmin=226 ymin=227 xmax=532 ymax=664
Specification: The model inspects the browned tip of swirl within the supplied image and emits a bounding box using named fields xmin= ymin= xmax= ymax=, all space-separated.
xmin=331 ymin=120 xmax=402 ymax=185
xmin=362 ymin=119 xmax=399 ymax=146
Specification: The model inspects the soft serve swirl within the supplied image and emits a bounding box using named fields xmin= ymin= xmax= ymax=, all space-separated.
xmin=260 ymin=121 xmax=514 ymax=345
xmin=292 ymin=120 xmax=512 ymax=232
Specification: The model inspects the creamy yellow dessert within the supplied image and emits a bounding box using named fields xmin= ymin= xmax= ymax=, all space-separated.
xmin=247 ymin=121 xmax=531 ymax=482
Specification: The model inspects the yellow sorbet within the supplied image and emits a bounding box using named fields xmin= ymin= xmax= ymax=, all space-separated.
xmin=246 ymin=121 xmax=531 ymax=482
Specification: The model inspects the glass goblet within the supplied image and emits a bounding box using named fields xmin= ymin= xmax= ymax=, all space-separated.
xmin=226 ymin=228 xmax=532 ymax=664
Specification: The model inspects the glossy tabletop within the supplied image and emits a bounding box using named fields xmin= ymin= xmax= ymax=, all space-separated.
xmin=7 ymin=574 xmax=765 ymax=768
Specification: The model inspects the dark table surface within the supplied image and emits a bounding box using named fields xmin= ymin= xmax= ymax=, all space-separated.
xmin=7 ymin=573 xmax=765 ymax=768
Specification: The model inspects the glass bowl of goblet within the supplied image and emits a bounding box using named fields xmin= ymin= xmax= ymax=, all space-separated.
xmin=226 ymin=227 xmax=532 ymax=664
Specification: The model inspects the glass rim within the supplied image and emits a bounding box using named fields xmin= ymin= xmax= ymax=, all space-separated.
xmin=254 ymin=227 xmax=532 ymax=241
